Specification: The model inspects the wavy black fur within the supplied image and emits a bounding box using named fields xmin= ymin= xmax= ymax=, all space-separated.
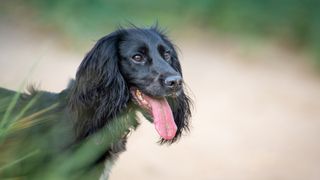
xmin=69 ymin=31 xmax=130 ymax=141
xmin=0 ymin=26 xmax=192 ymax=179
xmin=69 ymin=26 xmax=192 ymax=145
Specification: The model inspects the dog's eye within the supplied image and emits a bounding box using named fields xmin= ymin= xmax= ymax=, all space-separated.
xmin=164 ymin=52 xmax=171 ymax=61
xmin=132 ymin=54 xmax=143 ymax=62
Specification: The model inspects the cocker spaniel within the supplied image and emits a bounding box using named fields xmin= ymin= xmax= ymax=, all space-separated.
xmin=0 ymin=26 xmax=192 ymax=179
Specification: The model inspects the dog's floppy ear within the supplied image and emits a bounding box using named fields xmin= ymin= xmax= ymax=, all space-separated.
xmin=69 ymin=31 xmax=129 ymax=141
xmin=166 ymin=41 xmax=192 ymax=144
xmin=165 ymin=54 xmax=192 ymax=144
xmin=164 ymin=90 xmax=192 ymax=144
xmin=154 ymin=29 xmax=192 ymax=144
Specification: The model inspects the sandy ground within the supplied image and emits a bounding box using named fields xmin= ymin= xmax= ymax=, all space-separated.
xmin=1 ymin=22 xmax=320 ymax=180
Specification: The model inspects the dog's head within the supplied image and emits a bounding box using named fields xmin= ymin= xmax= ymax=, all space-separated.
xmin=69 ymin=26 xmax=191 ymax=144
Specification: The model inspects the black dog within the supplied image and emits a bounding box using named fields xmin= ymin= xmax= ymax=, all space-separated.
xmin=0 ymin=26 xmax=192 ymax=179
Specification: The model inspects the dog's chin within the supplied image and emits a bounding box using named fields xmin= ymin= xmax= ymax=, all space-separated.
xmin=130 ymin=87 xmax=177 ymax=140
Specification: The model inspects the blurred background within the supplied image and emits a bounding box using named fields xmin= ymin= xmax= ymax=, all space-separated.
xmin=1 ymin=0 xmax=320 ymax=179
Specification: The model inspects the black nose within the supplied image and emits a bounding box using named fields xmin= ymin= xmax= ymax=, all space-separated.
xmin=164 ymin=75 xmax=182 ymax=90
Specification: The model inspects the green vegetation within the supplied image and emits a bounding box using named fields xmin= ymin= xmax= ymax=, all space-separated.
xmin=0 ymin=1 xmax=320 ymax=177
xmin=0 ymin=87 xmax=139 ymax=179
xmin=3 ymin=0 xmax=320 ymax=62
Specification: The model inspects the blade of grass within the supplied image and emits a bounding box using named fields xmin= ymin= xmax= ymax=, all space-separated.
xmin=11 ymin=94 xmax=40 ymax=123
xmin=0 ymin=91 xmax=22 ymax=134
xmin=0 ymin=61 xmax=40 ymax=137
xmin=8 ymin=103 xmax=59 ymax=133
xmin=0 ymin=149 xmax=40 ymax=171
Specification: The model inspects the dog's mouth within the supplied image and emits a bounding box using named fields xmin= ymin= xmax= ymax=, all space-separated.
xmin=130 ymin=87 xmax=177 ymax=140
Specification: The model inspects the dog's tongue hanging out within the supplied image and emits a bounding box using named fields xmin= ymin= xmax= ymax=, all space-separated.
xmin=145 ymin=95 xmax=177 ymax=140
xmin=133 ymin=89 xmax=177 ymax=140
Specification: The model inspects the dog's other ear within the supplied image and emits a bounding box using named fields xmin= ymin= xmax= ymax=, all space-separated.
xmin=164 ymin=42 xmax=192 ymax=144
xmin=162 ymin=91 xmax=192 ymax=144
xmin=161 ymin=45 xmax=192 ymax=144
xmin=152 ymin=29 xmax=193 ymax=144
xmin=69 ymin=31 xmax=129 ymax=141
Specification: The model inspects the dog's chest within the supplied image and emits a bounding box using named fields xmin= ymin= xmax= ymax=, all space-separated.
xmin=99 ymin=137 xmax=128 ymax=180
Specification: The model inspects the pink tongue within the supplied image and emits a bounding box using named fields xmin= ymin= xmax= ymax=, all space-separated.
xmin=145 ymin=96 xmax=177 ymax=140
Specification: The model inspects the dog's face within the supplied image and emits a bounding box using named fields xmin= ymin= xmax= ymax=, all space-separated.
xmin=71 ymin=27 xmax=191 ymax=143
xmin=118 ymin=29 xmax=182 ymax=97
xmin=118 ymin=29 xmax=183 ymax=140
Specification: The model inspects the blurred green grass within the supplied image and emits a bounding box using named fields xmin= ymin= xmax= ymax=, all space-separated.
xmin=1 ymin=0 xmax=320 ymax=61
xmin=0 ymin=87 xmax=139 ymax=179
xmin=1 ymin=0 xmax=320 ymax=178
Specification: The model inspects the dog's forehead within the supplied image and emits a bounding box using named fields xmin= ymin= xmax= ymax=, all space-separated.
xmin=122 ymin=29 xmax=165 ymax=47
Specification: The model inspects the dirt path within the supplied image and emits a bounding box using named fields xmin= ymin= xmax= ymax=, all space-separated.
xmin=1 ymin=22 xmax=320 ymax=180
